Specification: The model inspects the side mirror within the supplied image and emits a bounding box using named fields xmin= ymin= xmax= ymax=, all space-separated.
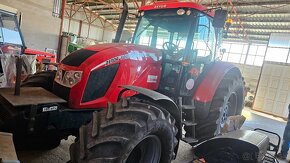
xmin=213 ymin=9 xmax=228 ymax=28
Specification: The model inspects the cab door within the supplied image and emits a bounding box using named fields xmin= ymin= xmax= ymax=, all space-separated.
xmin=179 ymin=13 xmax=217 ymax=96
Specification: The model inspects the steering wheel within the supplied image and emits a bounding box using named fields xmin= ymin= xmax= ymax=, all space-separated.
xmin=162 ymin=42 xmax=179 ymax=55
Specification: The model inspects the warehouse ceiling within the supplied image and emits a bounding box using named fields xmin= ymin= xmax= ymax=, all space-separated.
xmin=66 ymin=0 xmax=290 ymax=44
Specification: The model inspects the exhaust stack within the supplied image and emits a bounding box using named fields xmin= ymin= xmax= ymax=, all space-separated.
xmin=113 ymin=0 xmax=128 ymax=43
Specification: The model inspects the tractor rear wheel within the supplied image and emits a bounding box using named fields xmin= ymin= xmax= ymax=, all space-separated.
xmin=69 ymin=99 xmax=178 ymax=163
xmin=192 ymin=69 xmax=244 ymax=141
xmin=15 ymin=71 xmax=61 ymax=150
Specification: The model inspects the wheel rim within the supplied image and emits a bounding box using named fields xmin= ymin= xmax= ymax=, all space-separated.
xmin=220 ymin=92 xmax=238 ymax=128
xmin=126 ymin=135 xmax=161 ymax=163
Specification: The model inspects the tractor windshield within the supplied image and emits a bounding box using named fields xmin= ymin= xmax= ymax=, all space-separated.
xmin=133 ymin=8 xmax=216 ymax=63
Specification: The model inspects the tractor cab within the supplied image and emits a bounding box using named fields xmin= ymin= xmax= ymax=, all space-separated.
xmin=0 ymin=5 xmax=24 ymax=54
xmin=133 ymin=3 xmax=221 ymax=97
xmin=0 ymin=5 xmax=25 ymax=79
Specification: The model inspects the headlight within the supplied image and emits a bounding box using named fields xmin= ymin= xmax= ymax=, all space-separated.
xmin=55 ymin=69 xmax=83 ymax=87
xmin=140 ymin=11 xmax=144 ymax=16
xmin=55 ymin=69 xmax=62 ymax=81
xmin=177 ymin=9 xmax=185 ymax=15
xmin=74 ymin=71 xmax=81 ymax=79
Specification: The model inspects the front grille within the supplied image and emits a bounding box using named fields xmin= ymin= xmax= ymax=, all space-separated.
xmin=82 ymin=64 xmax=119 ymax=103
xmin=53 ymin=82 xmax=71 ymax=101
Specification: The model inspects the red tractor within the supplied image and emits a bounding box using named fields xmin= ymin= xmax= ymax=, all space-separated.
xmin=0 ymin=1 xmax=244 ymax=163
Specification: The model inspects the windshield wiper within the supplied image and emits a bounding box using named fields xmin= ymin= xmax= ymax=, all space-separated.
xmin=198 ymin=25 xmax=213 ymax=55
xmin=135 ymin=22 xmax=152 ymax=38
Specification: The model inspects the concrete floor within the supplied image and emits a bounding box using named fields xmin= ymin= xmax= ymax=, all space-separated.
xmin=17 ymin=108 xmax=288 ymax=163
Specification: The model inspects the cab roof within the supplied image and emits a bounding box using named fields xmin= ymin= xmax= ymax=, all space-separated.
xmin=139 ymin=1 xmax=214 ymax=17
xmin=0 ymin=4 xmax=18 ymax=14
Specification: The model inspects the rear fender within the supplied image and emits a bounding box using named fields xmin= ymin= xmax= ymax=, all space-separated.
xmin=193 ymin=62 xmax=241 ymax=118
xmin=120 ymin=85 xmax=182 ymax=156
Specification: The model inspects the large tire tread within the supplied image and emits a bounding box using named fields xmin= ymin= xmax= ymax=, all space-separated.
xmin=194 ymin=69 xmax=244 ymax=141
xmin=70 ymin=99 xmax=178 ymax=163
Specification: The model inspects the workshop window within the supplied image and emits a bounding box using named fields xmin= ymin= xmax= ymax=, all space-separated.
xmin=246 ymin=44 xmax=267 ymax=66
xmin=53 ymin=0 xmax=62 ymax=17
xmin=265 ymin=47 xmax=289 ymax=63
xmin=221 ymin=42 xmax=248 ymax=64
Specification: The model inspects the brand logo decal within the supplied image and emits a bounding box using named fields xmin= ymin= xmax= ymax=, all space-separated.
xmin=147 ymin=75 xmax=158 ymax=83
xmin=92 ymin=51 xmax=161 ymax=71
xmin=154 ymin=5 xmax=166 ymax=9
xmin=186 ymin=79 xmax=195 ymax=90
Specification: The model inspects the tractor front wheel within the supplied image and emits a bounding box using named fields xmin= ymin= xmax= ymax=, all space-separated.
xmin=69 ymin=99 xmax=178 ymax=163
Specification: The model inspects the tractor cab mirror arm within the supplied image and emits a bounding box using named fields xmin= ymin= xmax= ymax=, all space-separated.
xmin=212 ymin=9 xmax=228 ymax=28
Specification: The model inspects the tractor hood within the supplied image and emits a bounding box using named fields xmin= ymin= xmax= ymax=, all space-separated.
xmin=60 ymin=43 xmax=162 ymax=70
xmin=55 ymin=43 xmax=162 ymax=108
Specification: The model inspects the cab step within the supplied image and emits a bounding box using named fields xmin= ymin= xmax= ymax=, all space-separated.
xmin=179 ymin=97 xmax=198 ymax=144
xmin=182 ymin=137 xmax=199 ymax=144
xmin=181 ymin=105 xmax=195 ymax=110
xmin=182 ymin=121 xmax=197 ymax=126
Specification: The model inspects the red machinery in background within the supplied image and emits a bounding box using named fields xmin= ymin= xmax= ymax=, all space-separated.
xmin=24 ymin=48 xmax=56 ymax=64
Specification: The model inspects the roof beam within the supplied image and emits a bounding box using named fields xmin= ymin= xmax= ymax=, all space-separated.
xmin=227 ymin=36 xmax=268 ymax=41
xmin=232 ymin=21 xmax=290 ymax=26
xmin=112 ymin=18 xmax=137 ymax=22
xmin=240 ymin=19 xmax=290 ymax=23
xmin=230 ymin=25 xmax=290 ymax=30
xmin=218 ymin=0 xmax=290 ymax=8
xmin=233 ymin=13 xmax=290 ymax=18
xmin=227 ymin=36 xmax=269 ymax=42
xmin=98 ymin=11 xmax=136 ymax=16
xmin=224 ymin=38 xmax=268 ymax=44
xmin=230 ymin=28 xmax=290 ymax=34
xmin=235 ymin=10 xmax=290 ymax=14
xmin=106 ymin=17 xmax=136 ymax=20
xmin=92 ymin=6 xmax=136 ymax=11
xmin=202 ymin=0 xmax=290 ymax=6
xmin=228 ymin=32 xmax=270 ymax=37
xmin=228 ymin=1 xmax=290 ymax=7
